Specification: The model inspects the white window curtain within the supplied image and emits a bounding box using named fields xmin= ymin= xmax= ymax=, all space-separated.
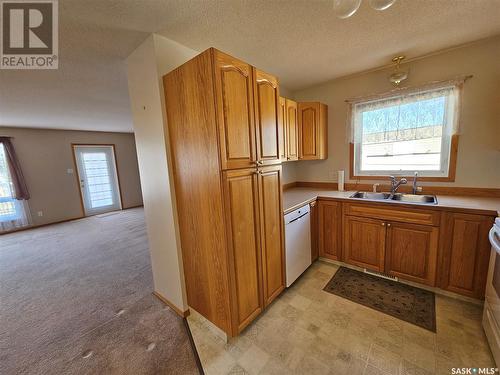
xmin=346 ymin=76 xmax=468 ymax=177
xmin=0 ymin=143 xmax=31 ymax=232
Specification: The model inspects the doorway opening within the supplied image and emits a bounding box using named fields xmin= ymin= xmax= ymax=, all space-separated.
xmin=73 ymin=145 xmax=122 ymax=216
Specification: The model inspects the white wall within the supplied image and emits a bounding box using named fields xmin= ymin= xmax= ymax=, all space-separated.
xmin=126 ymin=35 xmax=198 ymax=312
xmin=292 ymin=36 xmax=500 ymax=188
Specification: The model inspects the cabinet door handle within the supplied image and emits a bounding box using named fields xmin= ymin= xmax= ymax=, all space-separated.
xmin=257 ymin=160 xmax=264 ymax=165
xmin=387 ymin=223 xmax=391 ymax=227
xmin=381 ymin=222 xmax=385 ymax=226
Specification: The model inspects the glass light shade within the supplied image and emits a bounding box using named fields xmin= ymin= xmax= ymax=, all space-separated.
xmin=333 ymin=0 xmax=362 ymax=19
xmin=389 ymin=71 xmax=408 ymax=86
xmin=369 ymin=0 xmax=397 ymax=11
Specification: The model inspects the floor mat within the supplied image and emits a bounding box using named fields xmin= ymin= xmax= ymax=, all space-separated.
xmin=323 ymin=266 xmax=436 ymax=332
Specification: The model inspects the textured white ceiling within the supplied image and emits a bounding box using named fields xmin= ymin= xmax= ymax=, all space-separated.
xmin=1 ymin=0 xmax=500 ymax=132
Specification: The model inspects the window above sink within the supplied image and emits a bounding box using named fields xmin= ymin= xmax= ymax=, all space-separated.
xmin=348 ymin=79 xmax=466 ymax=182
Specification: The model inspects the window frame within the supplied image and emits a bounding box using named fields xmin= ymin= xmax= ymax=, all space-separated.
xmin=0 ymin=144 xmax=24 ymax=222
xmin=349 ymin=87 xmax=460 ymax=182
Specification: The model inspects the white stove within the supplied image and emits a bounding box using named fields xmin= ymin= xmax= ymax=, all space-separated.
xmin=483 ymin=217 xmax=500 ymax=367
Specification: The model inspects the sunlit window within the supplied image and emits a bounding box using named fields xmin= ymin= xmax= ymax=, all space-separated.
xmin=0 ymin=144 xmax=23 ymax=221
xmin=352 ymin=86 xmax=458 ymax=178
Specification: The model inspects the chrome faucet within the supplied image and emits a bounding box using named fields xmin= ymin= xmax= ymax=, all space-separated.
xmin=412 ymin=172 xmax=419 ymax=194
xmin=389 ymin=175 xmax=407 ymax=196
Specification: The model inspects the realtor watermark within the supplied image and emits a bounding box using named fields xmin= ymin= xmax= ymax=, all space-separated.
xmin=0 ymin=0 xmax=58 ymax=69
xmin=451 ymin=368 xmax=498 ymax=374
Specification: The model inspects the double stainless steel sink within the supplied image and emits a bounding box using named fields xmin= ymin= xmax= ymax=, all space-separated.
xmin=350 ymin=191 xmax=438 ymax=204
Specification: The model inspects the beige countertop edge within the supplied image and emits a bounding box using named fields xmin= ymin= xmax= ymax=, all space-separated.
xmin=283 ymin=188 xmax=500 ymax=217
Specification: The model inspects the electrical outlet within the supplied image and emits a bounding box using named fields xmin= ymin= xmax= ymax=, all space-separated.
xmin=37 ymin=211 xmax=43 ymax=217
xmin=67 ymin=168 xmax=74 ymax=174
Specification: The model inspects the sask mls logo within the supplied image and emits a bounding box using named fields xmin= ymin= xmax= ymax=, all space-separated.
xmin=0 ymin=0 xmax=58 ymax=69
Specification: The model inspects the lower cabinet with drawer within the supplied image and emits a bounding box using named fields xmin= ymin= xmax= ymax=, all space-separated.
xmin=314 ymin=199 xmax=495 ymax=298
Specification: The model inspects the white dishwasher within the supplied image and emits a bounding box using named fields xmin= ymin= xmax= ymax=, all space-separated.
xmin=285 ymin=204 xmax=312 ymax=287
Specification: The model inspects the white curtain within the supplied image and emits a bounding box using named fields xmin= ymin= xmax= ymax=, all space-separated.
xmin=346 ymin=77 xmax=467 ymax=144
xmin=0 ymin=199 xmax=31 ymax=232
xmin=0 ymin=143 xmax=31 ymax=232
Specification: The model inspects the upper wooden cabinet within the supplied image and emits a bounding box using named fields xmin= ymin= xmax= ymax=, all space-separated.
xmin=318 ymin=200 xmax=342 ymax=261
xmin=278 ymin=97 xmax=287 ymax=161
xmin=298 ymin=102 xmax=328 ymax=160
xmin=213 ymin=51 xmax=257 ymax=170
xmin=285 ymin=99 xmax=299 ymax=161
xmin=439 ymin=212 xmax=494 ymax=298
xmin=254 ymin=69 xmax=281 ymax=166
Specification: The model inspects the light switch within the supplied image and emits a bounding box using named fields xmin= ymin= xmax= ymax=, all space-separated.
xmin=67 ymin=168 xmax=74 ymax=174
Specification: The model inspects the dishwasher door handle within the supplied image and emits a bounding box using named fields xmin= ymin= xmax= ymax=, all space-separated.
xmin=286 ymin=211 xmax=309 ymax=225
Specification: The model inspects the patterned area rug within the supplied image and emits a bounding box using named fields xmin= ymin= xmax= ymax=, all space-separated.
xmin=323 ymin=267 xmax=436 ymax=332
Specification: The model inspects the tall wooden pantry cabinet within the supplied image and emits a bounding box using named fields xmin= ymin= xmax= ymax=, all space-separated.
xmin=163 ymin=48 xmax=285 ymax=337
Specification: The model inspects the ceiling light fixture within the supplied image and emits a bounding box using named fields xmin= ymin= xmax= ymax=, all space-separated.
xmin=333 ymin=0 xmax=396 ymax=18
xmin=389 ymin=55 xmax=408 ymax=86
xmin=333 ymin=0 xmax=362 ymax=19
xmin=369 ymin=0 xmax=397 ymax=11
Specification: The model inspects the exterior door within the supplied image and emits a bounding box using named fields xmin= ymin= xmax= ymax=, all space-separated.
xmin=385 ymin=222 xmax=439 ymax=286
xmin=257 ymin=165 xmax=285 ymax=306
xmin=222 ymin=168 xmax=263 ymax=333
xmin=318 ymin=200 xmax=342 ymax=261
xmin=213 ymin=50 xmax=257 ymax=170
xmin=286 ymin=99 xmax=299 ymax=160
xmin=344 ymin=216 xmax=386 ymax=272
xmin=74 ymin=145 xmax=122 ymax=216
xmin=254 ymin=69 xmax=281 ymax=166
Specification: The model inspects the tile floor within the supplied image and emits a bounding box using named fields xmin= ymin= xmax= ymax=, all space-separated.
xmin=187 ymin=261 xmax=496 ymax=375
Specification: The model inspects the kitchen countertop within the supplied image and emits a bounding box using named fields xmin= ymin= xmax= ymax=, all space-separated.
xmin=283 ymin=187 xmax=500 ymax=216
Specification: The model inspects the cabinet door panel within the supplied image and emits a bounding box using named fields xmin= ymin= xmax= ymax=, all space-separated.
xmin=285 ymin=99 xmax=298 ymax=160
xmin=254 ymin=69 xmax=280 ymax=165
xmin=222 ymin=169 xmax=263 ymax=332
xmin=310 ymin=201 xmax=319 ymax=261
xmin=299 ymin=105 xmax=318 ymax=158
xmin=318 ymin=200 xmax=342 ymax=261
xmin=258 ymin=165 xmax=285 ymax=306
xmin=214 ymin=51 xmax=256 ymax=170
xmin=440 ymin=213 xmax=493 ymax=298
xmin=278 ymin=96 xmax=287 ymax=161
xmin=344 ymin=216 xmax=386 ymax=272
xmin=385 ymin=222 xmax=438 ymax=286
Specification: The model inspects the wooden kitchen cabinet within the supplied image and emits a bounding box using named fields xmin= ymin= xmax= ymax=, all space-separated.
xmin=298 ymin=102 xmax=328 ymax=160
xmin=164 ymin=48 xmax=285 ymax=337
xmin=285 ymin=99 xmax=299 ymax=161
xmin=278 ymin=97 xmax=287 ymax=161
xmin=318 ymin=200 xmax=342 ymax=261
xmin=344 ymin=215 xmax=386 ymax=272
xmin=310 ymin=200 xmax=319 ymax=261
xmin=254 ymin=69 xmax=281 ymax=166
xmin=213 ymin=51 xmax=256 ymax=170
xmin=385 ymin=222 xmax=439 ymax=286
xmin=222 ymin=169 xmax=263 ymax=331
xmin=257 ymin=165 xmax=285 ymax=306
xmin=439 ymin=212 xmax=494 ymax=298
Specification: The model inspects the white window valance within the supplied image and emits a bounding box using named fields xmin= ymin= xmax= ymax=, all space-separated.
xmin=347 ymin=75 xmax=470 ymax=178
xmin=346 ymin=75 xmax=471 ymax=144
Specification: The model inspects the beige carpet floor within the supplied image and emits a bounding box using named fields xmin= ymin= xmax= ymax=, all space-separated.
xmin=0 ymin=208 xmax=201 ymax=375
